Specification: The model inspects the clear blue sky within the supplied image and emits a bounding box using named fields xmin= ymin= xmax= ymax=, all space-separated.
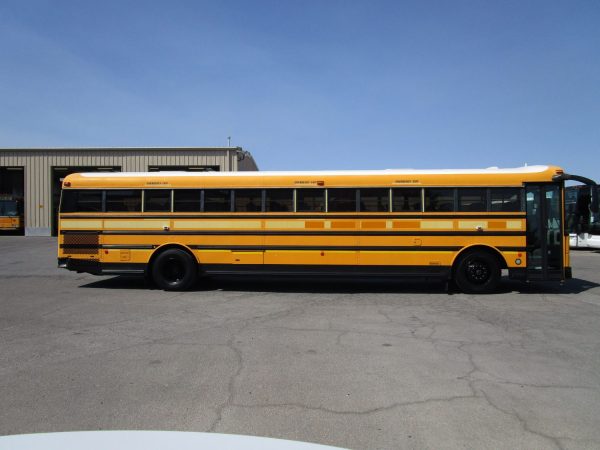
xmin=1 ymin=0 xmax=599 ymax=177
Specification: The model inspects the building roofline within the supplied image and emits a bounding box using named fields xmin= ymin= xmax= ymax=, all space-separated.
xmin=0 ymin=146 xmax=244 ymax=151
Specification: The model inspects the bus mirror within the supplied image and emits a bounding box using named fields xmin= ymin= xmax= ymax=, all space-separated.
xmin=554 ymin=172 xmax=598 ymax=213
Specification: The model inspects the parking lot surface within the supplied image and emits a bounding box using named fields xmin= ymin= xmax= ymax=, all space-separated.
xmin=1 ymin=236 xmax=600 ymax=449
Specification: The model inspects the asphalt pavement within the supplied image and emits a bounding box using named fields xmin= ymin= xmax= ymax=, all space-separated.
xmin=1 ymin=237 xmax=600 ymax=449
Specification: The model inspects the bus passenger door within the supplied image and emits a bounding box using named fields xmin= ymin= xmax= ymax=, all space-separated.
xmin=525 ymin=184 xmax=563 ymax=280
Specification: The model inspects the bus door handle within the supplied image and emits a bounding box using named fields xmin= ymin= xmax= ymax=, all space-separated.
xmin=413 ymin=238 xmax=422 ymax=246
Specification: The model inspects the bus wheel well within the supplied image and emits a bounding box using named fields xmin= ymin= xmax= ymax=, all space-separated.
xmin=451 ymin=246 xmax=504 ymax=294
xmin=147 ymin=244 xmax=198 ymax=275
xmin=452 ymin=245 xmax=507 ymax=274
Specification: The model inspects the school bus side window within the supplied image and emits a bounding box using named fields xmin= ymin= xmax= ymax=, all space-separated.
xmin=424 ymin=188 xmax=455 ymax=212
xmin=234 ymin=189 xmax=263 ymax=212
xmin=392 ymin=188 xmax=422 ymax=212
xmin=490 ymin=188 xmax=522 ymax=212
xmin=296 ymin=189 xmax=325 ymax=212
xmin=327 ymin=188 xmax=357 ymax=212
xmin=265 ymin=189 xmax=294 ymax=212
xmin=106 ymin=190 xmax=142 ymax=212
xmin=458 ymin=188 xmax=487 ymax=212
xmin=144 ymin=189 xmax=171 ymax=212
xmin=173 ymin=190 xmax=201 ymax=212
xmin=61 ymin=190 xmax=103 ymax=212
xmin=360 ymin=188 xmax=390 ymax=212
xmin=204 ymin=189 xmax=231 ymax=212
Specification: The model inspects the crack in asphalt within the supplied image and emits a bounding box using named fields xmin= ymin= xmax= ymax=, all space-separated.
xmin=206 ymin=294 xmax=335 ymax=432
xmin=476 ymin=387 xmax=563 ymax=449
xmin=228 ymin=394 xmax=477 ymax=416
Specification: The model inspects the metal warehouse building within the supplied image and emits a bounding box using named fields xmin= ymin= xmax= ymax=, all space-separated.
xmin=0 ymin=147 xmax=258 ymax=236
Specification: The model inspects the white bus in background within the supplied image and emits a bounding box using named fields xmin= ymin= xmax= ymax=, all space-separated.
xmin=566 ymin=185 xmax=600 ymax=249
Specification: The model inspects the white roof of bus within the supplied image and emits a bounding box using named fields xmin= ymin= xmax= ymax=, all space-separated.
xmin=80 ymin=165 xmax=551 ymax=177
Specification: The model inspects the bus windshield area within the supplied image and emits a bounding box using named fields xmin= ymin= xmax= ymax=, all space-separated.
xmin=566 ymin=185 xmax=600 ymax=250
xmin=0 ymin=200 xmax=20 ymax=217
xmin=566 ymin=186 xmax=600 ymax=233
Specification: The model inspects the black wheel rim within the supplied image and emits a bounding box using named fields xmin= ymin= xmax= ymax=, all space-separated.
xmin=465 ymin=258 xmax=491 ymax=284
xmin=162 ymin=256 xmax=185 ymax=284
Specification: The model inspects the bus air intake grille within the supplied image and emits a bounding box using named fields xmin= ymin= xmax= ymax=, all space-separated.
xmin=63 ymin=233 xmax=100 ymax=255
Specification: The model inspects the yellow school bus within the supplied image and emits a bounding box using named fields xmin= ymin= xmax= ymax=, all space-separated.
xmin=0 ymin=195 xmax=23 ymax=232
xmin=57 ymin=165 xmax=597 ymax=293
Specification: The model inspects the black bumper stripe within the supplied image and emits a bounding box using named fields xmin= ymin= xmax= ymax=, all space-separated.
xmin=94 ymin=230 xmax=525 ymax=237
xmin=61 ymin=244 xmax=527 ymax=252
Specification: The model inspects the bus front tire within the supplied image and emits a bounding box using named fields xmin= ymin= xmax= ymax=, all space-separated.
xmin=453 ymin=250 xmax=501 ymax=294
xmin=151 ymin=248 xmax=198 ymax=291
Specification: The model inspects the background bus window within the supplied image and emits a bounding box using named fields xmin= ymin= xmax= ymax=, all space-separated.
xmin=60 ymin=190 xmax=103 ymax=213
xmin=204 ymin=189 xmax=231 ymax=212
xmin=490 ymin=188 xmax=522 ymax=212
xmin=106 ymin=190 xmax=142 ymax=212
xmin=144 ymin=189 xmax=171 ymax=212
xmin=297 ymin=189 xmax=325 ymax=212
xmin=392 ymin=188 xmax=422 ymax=212
xmin=327 ymin=189 xmax=357 ymax=212
xmin=234 ymin=189 xmax=262 ymax=212
xmin=173 ymin=190 xmax=201 ymax=212
xmin=458 ymin=188 xmax=486 ymax=212
xmin=360 ymin=188 xmax=389 ymax=212
xmin=570 ymin=186 xmax=591 ymax=233
xmin=265 ymin=189 xmax=294 ymax=212
xmin=424 ymin=188 xmax=455 ymax=212
xmin=0 ymin=199 xmax=17 ymax=216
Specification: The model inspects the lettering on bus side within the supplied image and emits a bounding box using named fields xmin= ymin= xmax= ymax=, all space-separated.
xmin=393 ymin=179 xmax=419 ymax=184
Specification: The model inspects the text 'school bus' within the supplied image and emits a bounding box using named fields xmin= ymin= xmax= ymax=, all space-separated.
xmin=57 ymin=166 xmax=598 ymax=293
xmin=0 ymin=196 xmax=23 ymax=232
xmin=566 ymin=185 xmax=600 ymax=249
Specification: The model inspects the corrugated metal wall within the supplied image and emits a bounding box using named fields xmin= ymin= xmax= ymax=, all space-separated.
xmin=0 ymin=148 xmax=258 ymax=235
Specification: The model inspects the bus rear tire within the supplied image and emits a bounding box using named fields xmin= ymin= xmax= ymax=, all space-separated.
xmin=453 ymin=250 xmax=501 ymax=294
xmin=151 ymin=248 xmax=198 ymax=291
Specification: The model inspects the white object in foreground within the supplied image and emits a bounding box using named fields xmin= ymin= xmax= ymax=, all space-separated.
xmin=0 ymin=431 xmax=348 ymax=450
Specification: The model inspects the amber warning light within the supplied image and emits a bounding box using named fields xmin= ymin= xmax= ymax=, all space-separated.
xmin=63 ymin=181 xmax=71 ymax=187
